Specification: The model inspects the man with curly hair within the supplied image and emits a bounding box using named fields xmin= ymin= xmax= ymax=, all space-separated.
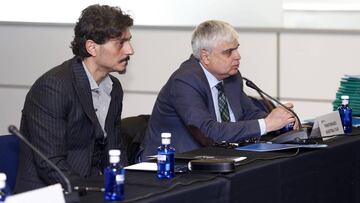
xmin=15 ymin=4 xmax=134 ymax=192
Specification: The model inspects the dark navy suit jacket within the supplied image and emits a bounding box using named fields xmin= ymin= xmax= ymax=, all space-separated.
xmin=15 ymin=57 xmax=126 ymax=193
xmin=141 ymin=55 xmax=267 ymax=160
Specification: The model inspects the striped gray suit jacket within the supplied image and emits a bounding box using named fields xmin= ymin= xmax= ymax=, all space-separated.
xmin=15 ymin=57 xmax=126 ymax=193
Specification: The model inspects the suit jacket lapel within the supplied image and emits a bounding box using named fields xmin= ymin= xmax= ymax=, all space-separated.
xmin=189 ymin=55 xmax=217 ymax=119
xmin=105 ymin=75 xmax=123 ymax=148
xmin=224 ymin=73 xmax=243 ymax=121
xmin=71 ymin=57 xmax=99 ymax=127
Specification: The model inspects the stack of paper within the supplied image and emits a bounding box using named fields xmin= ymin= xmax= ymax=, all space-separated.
xmin=332 ymin=75 xmax=360 ymax=116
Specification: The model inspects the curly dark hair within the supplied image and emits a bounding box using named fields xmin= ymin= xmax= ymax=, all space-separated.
xmin=70 ymin=4 xmax=133 ymax=58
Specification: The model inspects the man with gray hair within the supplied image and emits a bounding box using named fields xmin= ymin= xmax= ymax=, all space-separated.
xmin=140 ymin=20 xmax=297 ymax=160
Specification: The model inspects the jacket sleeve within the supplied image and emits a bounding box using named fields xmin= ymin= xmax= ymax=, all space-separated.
xmin=170 ymin=77 xmax=264 ymax=143
xmin=22 ymin=75 xmax=79 ymax=186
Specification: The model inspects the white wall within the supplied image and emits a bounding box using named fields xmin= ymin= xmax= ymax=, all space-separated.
xmin=1 ymin=22 xmax=359 ymax=135
xmin=279 ymin=31 xmax=360 ymax=119
xmin=4 ymin=0 xmax=360 ymax=30
xmin=283 ymin=0 xmax=360 ymax=29
xmin=0 ymin=0 xmax=283 ymax=27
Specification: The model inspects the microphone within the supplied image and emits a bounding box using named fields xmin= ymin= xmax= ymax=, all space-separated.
xmin=242 ymin=77 xmax=308 ymax=144
xmin=8 ymin=125 xmax=79 ymax=202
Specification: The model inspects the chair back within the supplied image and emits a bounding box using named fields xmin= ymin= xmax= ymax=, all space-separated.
xmin=0 ymin=134 xmax=19 ymax=194
xmin=120 ymin=115 xmax=150 ymax=165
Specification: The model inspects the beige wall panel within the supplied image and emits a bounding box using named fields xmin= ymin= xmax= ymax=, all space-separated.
xmin=280 ymin=99 xmax=334 ymax=121
xmin=0 ymin=24 xmax=73 ymax=86
xmin=280 ymin=33 xmax=360 ymax=100
xmin=0 ymin=88 xmax=29 ymax=135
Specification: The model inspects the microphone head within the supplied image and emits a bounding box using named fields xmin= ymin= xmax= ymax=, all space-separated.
xmin=8 ymin=125 xmax=18 ymax=134
xmin=245 ymin=80 xmax=260 ymax=91
xmin=242 ymin=77 xmax=258 ymax=90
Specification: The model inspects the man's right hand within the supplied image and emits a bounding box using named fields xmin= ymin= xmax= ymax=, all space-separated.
xmin=264 ymin=103 xmax=297 ymax=133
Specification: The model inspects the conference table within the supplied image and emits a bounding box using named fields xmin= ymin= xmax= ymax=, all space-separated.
xmin=77 ymin=128 xmax=360 ymax=203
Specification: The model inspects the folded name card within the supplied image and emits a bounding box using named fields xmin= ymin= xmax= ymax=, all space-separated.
xmin=310 ymin=111 xmax=344 ymax=139
xmin=5 ymin=183 xmax=65 ymax=203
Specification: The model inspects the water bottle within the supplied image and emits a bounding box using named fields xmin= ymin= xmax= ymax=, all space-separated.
xmin=280 ymin=122 xmax=294 ymax=133
xmin=104 ymin=149 xmax=125 ymax=201
xmin=157 ymin=133 xmax=175 ymax=179
xmin=338 ymin=95 xmax=352 ymax=133
xmin=0 ymin=173 xmax=6 ymax=202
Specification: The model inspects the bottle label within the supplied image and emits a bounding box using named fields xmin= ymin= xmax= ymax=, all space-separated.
xmin=157 ymin=154 xmax=166 ymax=161
xmin=165 ymin=163 xmax=171 ymax=171
xmin=116 ymin=174 xmax=124 ymax=184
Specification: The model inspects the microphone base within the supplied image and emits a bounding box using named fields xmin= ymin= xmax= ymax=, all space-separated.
xmin=64 ymin=192 xmax=80 ymax=203
xmin=269 ymin=129 xmax=308 ymax=144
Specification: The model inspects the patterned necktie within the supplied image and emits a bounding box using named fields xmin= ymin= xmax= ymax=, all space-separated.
xmin=215 ymin=82 xmax=230 ymax=122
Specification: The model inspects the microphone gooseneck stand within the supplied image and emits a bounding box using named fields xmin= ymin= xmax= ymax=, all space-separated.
xmin=8 ymin=125 xmax=80 ymax=203
xmin=242 ymin=77 xmax=309 ymax=144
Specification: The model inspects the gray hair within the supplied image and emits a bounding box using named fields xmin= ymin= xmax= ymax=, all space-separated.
xmin=191 ymin=20 xmax=239 ymax=59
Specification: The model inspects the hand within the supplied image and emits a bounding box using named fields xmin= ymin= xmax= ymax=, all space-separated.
xmin=264 ymin=103 xmax=297 ymax=133
xmin=292 ymin=117 xmax=300 ymax=130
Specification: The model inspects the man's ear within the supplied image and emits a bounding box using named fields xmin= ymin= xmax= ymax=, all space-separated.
xmin=85 ymin=40 xmax=97 ymax=56
xmin=200 ymin=49 xmax=210 ymax=65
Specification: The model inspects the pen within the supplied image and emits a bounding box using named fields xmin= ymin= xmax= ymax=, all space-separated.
xmin=73 ymin=186 xmax=105 ymax=192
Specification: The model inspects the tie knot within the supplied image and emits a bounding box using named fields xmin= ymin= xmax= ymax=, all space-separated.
xmin=215 ymin=82 xmax=224 ymax=92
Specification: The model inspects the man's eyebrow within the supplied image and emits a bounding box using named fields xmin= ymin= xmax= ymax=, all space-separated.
xmin=113 ymin=35 xmax=132 ymax=42
xmin=121 ymin=35 xmax=132 ymax=41
xmin=123 ymin=35 xmax=132 ymax=41
xmin=222 ymin=44 xmax=239 ymax=53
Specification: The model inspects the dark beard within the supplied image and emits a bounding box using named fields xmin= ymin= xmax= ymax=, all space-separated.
xmin=117 ymin=69 xmax=126 ymax=74
xmin=117 ymin=56 xmax=130 ymax=74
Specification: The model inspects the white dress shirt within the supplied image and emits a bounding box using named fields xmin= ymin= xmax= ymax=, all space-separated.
xmin=200 ymin=62 xmax=267 ymax=135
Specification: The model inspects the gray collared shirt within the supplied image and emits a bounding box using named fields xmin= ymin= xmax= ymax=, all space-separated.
xmin=83 ymin=62 xmax=113 ymax=137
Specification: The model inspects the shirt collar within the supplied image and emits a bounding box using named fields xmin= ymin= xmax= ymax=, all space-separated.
xmin=82 ymin=61 xmax=113 ymax=95
xmin=199 ymin=62 xmax=222 ymax=88
xmin=100 ymin=75 xmax=113 ymax=96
